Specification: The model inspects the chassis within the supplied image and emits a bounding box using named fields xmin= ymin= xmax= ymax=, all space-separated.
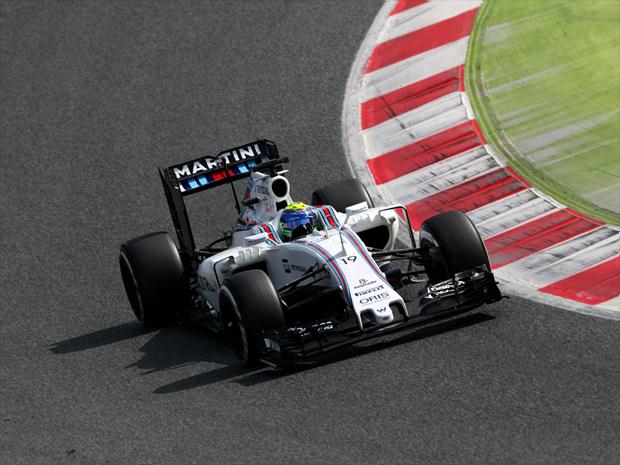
xmin=119 ymin=140 xmax=502 ymax=368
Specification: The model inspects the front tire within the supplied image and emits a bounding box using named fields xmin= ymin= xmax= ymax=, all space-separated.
xmin=119 ymin=232 xmax=187 ymax=328
xmin=312 ymin=178 xmax=391 ymax=249
xmin=420 ymin=211 xmax=490 ymax=283
xmin=219 ymin=270 xmax=285 ymax=364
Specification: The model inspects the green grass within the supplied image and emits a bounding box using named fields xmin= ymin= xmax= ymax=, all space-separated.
xmin=466 ymin=0 xmax=620 ymax=225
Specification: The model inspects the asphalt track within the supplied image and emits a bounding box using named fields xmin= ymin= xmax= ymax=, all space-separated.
xmin=1 ymin=2 xmax=618 ymax=464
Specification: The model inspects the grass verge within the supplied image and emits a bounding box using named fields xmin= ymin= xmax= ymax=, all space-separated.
xmin=466 ymin=0 xmax=620 ymax=225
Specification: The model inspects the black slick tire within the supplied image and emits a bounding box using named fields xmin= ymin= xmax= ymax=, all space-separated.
xmin=219 ymin=270 xmax=285 ymax=364
xmin=420 ymin=211 xmax=491 ymax=283
xmin=119 ymin=232 xmax=187 ymax=328
xmin=311 ymin=178 xmax=374 ymax=213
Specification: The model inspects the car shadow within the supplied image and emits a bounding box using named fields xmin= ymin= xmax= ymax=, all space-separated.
xmin=130 ymin=324 xmax=238 ymax=373
xmin=48 ymin=319 xmax=240 ymax=375
xmin=49 ymin=311 xmax=496 ymax=394
xmin=238 ymin=311 xmax=496 ymax=385
xmin=49 ymin=321 xmax=148 ymax=354
xmin=154 ymin=311 xmax=496 ymax=393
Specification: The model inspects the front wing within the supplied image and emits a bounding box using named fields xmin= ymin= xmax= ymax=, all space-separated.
xmin=260 ymin=267 xmax=501 ymax=368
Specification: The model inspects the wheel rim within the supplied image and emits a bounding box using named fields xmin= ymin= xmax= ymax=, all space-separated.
xmin=420 ymin=237 xmax=449 ymax=283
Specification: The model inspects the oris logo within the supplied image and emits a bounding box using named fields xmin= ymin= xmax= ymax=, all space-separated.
xmin=359 ymin=292 xmax=389 ymax=304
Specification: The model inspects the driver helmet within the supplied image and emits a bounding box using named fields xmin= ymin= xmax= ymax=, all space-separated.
xmin=280 ymin=202 xmax=318 ymax=242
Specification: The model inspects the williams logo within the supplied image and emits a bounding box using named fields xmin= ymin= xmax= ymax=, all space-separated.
xmin=354 ymin=279 xmax=377 ymax=289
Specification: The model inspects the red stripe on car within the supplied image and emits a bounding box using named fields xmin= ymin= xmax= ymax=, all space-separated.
xmin=304 ymin=242 xmax=351 ymax=303
xmin=320 ymin=206 xmax=337 ymax=227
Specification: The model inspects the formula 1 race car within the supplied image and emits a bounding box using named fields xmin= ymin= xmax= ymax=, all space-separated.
xmin=119 ymin=140 xmax=501 ymax=367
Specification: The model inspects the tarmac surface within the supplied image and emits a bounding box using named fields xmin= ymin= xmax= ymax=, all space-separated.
xmin=1 ymin=2 xmax=618 ymax=464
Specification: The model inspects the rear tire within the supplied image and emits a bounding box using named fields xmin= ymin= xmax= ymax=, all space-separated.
xmin=311 ymin=178 xmax=374 ymax=213
xmin=119 ymin=232 xmax=187 ymax=328
xmin=420 ymin=211 xmax=490 ymax=283
xmin=219 ymin=270 xmax=285 ymax=364
xmin=312 ymin=178 xmax=388 ymax=249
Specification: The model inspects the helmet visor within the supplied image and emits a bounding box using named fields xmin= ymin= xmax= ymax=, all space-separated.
xmin=281 ymin=210 xmax=317 ymax=240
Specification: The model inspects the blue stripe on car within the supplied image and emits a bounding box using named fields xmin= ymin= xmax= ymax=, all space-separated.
xmin=303 ymin=241 xmax=352 ymax=304
xmin=341 ymin=228 xmax=389 ymax=284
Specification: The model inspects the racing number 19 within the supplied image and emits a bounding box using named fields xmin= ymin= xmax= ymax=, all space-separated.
xmin=340 ymin=256 xmax=357 ymax=265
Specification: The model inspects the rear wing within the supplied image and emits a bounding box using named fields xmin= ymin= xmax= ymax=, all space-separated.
xmin=158 ymin=139 xmax=286 ymax=270
xmin=166 ymin=139 xmax=281 ymax=195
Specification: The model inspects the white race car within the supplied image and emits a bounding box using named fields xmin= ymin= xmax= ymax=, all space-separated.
xmin=119 ymin=140 xmax=502 ymax=367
